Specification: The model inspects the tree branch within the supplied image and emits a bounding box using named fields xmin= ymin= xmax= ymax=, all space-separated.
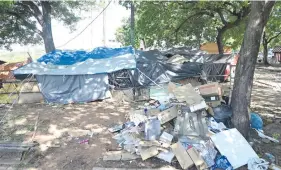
xmin=20 ymin=1 xmax=44 ymax=26
xmin=268 ymin=32 xmax=281 ymax=43
xmin=6 ymin=11 xmax=42 ymax=35
xmin=264 ymin=1 xmax=276 ymax=12
xmin=174 ymin=11 xmax=214 ymax=33
xmin=217 ymin=10 xmax=228 ymax=25
xmin=262 ymin=31 xmax=267 ymax=45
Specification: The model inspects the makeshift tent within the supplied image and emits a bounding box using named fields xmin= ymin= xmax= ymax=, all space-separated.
xmin=109 ymin=50 xmax=204 ymax=89
xmin=200 ymin=42 xmax=232 ymax=54
xmin=109 ymin=48 xmax=232 ymax=89
xmin=14 ymin=47 xmax=136 ymax=104
xmin=14 ymin=46 xmax=232 ymax=103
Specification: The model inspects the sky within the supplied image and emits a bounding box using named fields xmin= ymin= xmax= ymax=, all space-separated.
xmin=6 ymin=1 xmax=130 ymax=53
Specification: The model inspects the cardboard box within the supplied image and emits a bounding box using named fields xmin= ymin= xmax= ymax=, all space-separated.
xmin=197 ymin=82 xmax=222 ymax=96
xmin=171 ymin=142 xmax=194 ymax=169
xmin=187 ymin=147 xmax=208 ymax=170
xmin=206 ymin=101 xmax=221 ymax=107
xmin=203 ymin=95 xmax=220 ymax=102
xmin=157 ymin=106 xmax=178 ymax=124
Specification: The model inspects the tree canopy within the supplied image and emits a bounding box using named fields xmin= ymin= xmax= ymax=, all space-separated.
xmin=116 ymin=1 xmax=249 ymax=53
xmin=0 ymin=1 xmax=94 ymax=52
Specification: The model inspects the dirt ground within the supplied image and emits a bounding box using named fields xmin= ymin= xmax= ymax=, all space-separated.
xmin=0 ymin=65 xmax=281 ymax=170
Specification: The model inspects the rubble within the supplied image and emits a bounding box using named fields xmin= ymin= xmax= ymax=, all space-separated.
xmin=103 ymin=151 xmax=140 ymax=161
xmin=187 ymin=147 xmax=208 ymax=170
xmin=171 ymin=142 xmax=194 ymax=169
xmin=105 ymin=82 xmax=269 ymax=169
xmin=255 ymin=129 xmax=279 ymax=143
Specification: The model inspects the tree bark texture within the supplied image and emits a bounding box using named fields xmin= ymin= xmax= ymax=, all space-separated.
xmin=130 ymin=2 xmax=135 ymax=47
xmin=231 ymin=1 xmax=275 ymax=138
xmin=41 ymin=1 xmax=55 ymax=53
xmin=262 ymin=32 xmax=269 ymax=65
xmin=216 ymin=28 xmax=225 ymax=55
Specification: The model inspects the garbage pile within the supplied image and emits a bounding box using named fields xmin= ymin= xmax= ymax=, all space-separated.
xmin=104 ymin=82 xmax=272 ymax=169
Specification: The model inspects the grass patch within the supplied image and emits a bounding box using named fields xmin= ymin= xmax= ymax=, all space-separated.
xmin=0 ymin=50 xmax=44 ymax=63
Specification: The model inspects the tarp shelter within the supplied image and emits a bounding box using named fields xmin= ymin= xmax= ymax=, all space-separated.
xmin=200 ymin=42 xmax=232 ymax=54
xmin=109 ymin=48 xmax=232 ymax=89
xmin=14 ymin=47 xmax=136 ymax=104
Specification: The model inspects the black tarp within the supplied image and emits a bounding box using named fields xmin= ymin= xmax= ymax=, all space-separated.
xmin=108 ymin=49 xmax=229 ymax=89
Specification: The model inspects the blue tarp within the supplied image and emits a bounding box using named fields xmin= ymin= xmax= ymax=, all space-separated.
xmin=37 ymin=46 xmax=134 ymax=65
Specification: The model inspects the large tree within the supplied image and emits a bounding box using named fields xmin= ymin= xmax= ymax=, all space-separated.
xmin=116 ymin=18 xmax=140 ymax=48
xmin=116 ymin=1 xmax=249 ymax=54
xmin=231 ymin=1 xmax=275 ymax=138
xmin=0 ymin=1 xmax=93 ymax=53
xmin=262 ymin=2 xmax=281 ymax=65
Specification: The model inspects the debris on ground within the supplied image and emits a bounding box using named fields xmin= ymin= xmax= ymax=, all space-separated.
xmin=248 ymin=157 xmax=269 ymax=170
xmin=0 ymin=141 xmax=39 ymax=165
xmin=255 ymin=129 xmax=280 ymax=143
xmin=103 ymin=82 xmax=277 ymax=169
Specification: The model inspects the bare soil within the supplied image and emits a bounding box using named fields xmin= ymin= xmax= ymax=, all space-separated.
xmin=0 ymin=65 xmax=280 ymax=170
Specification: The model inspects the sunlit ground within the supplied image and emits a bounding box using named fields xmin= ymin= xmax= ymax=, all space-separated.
xmin=0 ymin=65 xmax=281 ymax=169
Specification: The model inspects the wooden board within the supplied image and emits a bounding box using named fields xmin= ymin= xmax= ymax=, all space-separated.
xmin=171 ymin=142 xmax=194 ymax=169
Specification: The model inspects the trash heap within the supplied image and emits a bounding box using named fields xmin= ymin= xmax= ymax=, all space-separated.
xmin=104 ymin=82 xmax=269 ymax=169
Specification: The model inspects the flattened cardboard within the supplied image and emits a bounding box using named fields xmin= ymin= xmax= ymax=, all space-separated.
xmin=171 ymin=142 xmax=194 ymax=169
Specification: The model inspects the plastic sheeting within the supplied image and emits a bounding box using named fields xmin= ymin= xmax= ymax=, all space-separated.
xmin=14 ymin=53 xmax=136 ymax=75
xmin=36 ymin=74 xmax=109 ymax=104
xmin=202 ymin=63 xmax=227 ymax=82
xmin=109 ymin=50 xmax=227 ymax=89
xmin=37 ymin=46 xmax=134 ymax=65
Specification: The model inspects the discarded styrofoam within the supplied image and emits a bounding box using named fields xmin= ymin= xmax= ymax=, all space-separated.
xmin=159 ymin=132 xmax=173 ymax=146
xmin=211 ymin=128 xmax=258 ymax=169
xmin=157 ymin=151 xmax=175 ymax=163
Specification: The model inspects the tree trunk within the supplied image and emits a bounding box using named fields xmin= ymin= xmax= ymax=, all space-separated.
xmin=231 ymin=1 xmax=275 ymax=138
xmin=41 ymin=2 xmax=55 ymax=53
xmin=263 ymin=43 xmax=269 ymax=65
xmin=262 ymin=32 xmax=269 ymax=65
xmin=216 ymin=28 xmax=225 ymax=55
xmin=130 ymin=2 xmax=135 ymax=47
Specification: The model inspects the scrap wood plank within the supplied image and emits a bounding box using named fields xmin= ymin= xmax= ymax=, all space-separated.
xmin=0 ymin=146 xmax=30 ymax=152
xmin=103 ymin=151 xmax=140 ymax=161
xmin=140 ymin=146 xmax=159 ymax=161
xmin=0 ymin=141 xmax=37 ymax=147
xmin=0 ymin=141 xmax=37 ymax=152
xmin=187 ymin=147 xmax=208 ymax=170
xmin=0 ymin=152 xmax=21 ymax=165
xmin=92 ymin=166 xmax=179 ymax=170
xmin=171 ymin=142 xmax=194 ymax=169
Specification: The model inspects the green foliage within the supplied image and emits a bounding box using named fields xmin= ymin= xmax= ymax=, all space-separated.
xmin=0 ymin=1 xmax=94 ymax=50
xmin=264 ymin=2 xmax=281 ymax=48
xmin=224 ymin=22 xmax=246 ymax=50
xmin=115 ymin=18 xmax=140 ymax=48
xmin=116 ymin=1 xmax=249 ymax=49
